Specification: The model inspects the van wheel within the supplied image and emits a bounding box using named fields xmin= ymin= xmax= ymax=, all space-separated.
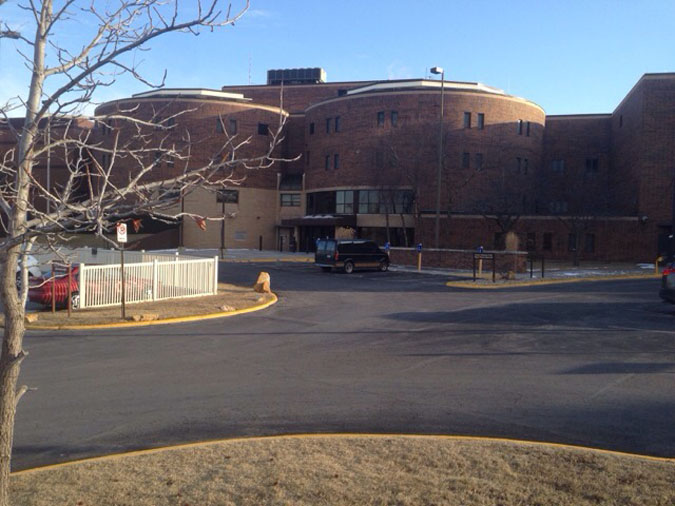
xmin=321 ymin=267 xmax=332 ymax=272
xmin=344 ymin=261 xmax=354 ymax=274
xmin=70 ymin=292 xmax=80 ymax=310
xmin=379 ymin=260 xmax=389 ymax=272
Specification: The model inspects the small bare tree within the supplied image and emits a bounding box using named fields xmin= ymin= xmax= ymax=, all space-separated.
xmin=0 ymin=2 xmax=290 ymax=504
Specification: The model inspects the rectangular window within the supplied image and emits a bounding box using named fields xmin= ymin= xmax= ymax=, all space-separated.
xmin=257 ymin=123 xmax=269 ymax=135
xmin=377 ymin=111 xmax=385 ymax=127
xmin=336 ymin=190 xmax=354 ymax=214
xmin=167 ymin=117 xmax=175 ymax=127
xmin=619 ymin=115 xmax=623 ymax=127
xmin=477 ymin=113 xmax=484 ymax=130
xmin=309 ymin=122 xmax=315 ymax=135
xmin=229 ymin=118 xmax=237 ymax=135
xmin=585 ymin=233 xmax=595 ymax=253
xmin=334 ymin=153 xmax=340 ymax=170
xmin=551 ymin=159 xmax=565 ymax=173
xmin=463 ymin=112 xmax=471 ymax=128
xmin=154 ymin=151 xmax=162 ymax=165
xmin=391 ymin=111 xmax=398 ymax=126
xmin=475 ymin=153 xmax=484 ymax=170
xmin=216 ymin=118 xmax=224 ymax=133
xmin=326 ymin=117 xmax=331 ymax=134
xmin=325 ymin=155 xmax=330 ymax=170
xmin=166 ymin=156 xmax=175 ymax=168
xmin=523 ymin=158 xmax=529 ymax=174
xmin=100 ymin=153 xmax=110 ymax=169
xmin=154 ymin=118 xmax=163 ymax=131
xmin=543 ymin=233 xmax=553 ymax=251
xmin=517 ymin=119 xmax=523 ymax=135
xmin=217 ymin=189 xmax=239 ymax=203
xmin=462 ymin=152 xmax=470 ymax=169
xmin=526 ymin=121 xmax=531 ymax=136
xmin=358 ymin=190 xmax=380 ymax=214
xmin=280 ymin=193 xmax=301 ymax=207
xmin=568 ymin=233 xmax=578 ymax=252
xmin=585 ymin=157 xmax=599 ymax=173
xmin=335 ymin=116 xmax=341 ymax=132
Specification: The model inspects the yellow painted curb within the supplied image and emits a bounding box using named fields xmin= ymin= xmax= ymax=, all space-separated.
xmin=12 ymin=433 xmax=673 ymax=475
xmin=446 ymin=273 xmax=660 ymax=289
xmin=24 ymin=293 xmax=278 ymax=330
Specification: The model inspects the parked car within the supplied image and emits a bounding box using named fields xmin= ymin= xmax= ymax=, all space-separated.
xmin=315 ymin=239 xmax=389 ymax=273
xmin=659 ymin=257 xmax=675 ymax=304
xmin=28 ymin=266 xmax=80 ymax=309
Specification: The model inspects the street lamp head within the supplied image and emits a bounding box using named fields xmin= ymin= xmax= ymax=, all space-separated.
xmin=430 ymin=66 xmax=444 ymax=75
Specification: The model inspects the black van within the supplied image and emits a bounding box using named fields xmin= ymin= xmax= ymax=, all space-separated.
xmin=315 ymin=239 xmax=389 ymax=273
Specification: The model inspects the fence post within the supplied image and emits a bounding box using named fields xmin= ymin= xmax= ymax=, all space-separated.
xmin=213 ymin=256 xmax=219 ymax=294
xmin=80 ymin=263 xmax=86 ymax=309
xmin=152 ymin=259 xmax=158 ymax=301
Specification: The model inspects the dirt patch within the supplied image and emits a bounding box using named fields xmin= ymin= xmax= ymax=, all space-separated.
xmin=10 ymin=436 xmax=674 ymax=506
xmin=10 ymin=283 xmax=274 ymax=328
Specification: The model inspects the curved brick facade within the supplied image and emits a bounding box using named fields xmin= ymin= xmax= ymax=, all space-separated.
xmin=304 ymin=89 xmax=545 ymax=215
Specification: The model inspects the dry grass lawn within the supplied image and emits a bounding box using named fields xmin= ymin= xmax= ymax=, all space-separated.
xmin=11 ymin=435 xmax=674 ymax=506
xmin=15 ymin=283 xmax=273 ymax=328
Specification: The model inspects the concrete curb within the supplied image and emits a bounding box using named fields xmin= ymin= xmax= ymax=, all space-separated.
xmin=446 ymin=273 xmax=660 ymax=289
xmin=23 ymin=293 xmax=278 ymax=330
xmin=12 ymin=433 xmax=673 ymax=475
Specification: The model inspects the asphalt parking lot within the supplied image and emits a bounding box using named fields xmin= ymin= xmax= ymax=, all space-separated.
xmin=12 ymin=261 xmax=675 ymax=470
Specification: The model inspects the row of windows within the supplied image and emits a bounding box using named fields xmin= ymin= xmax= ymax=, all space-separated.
xmin=463 ymin=112 xmax=485 ymax=130
xmin=550 ymin=158 xmax=599 ymax=173
xmin=461 ymin=152 xmax=483 ymax=170
xmin=306 ymin=189 xmax=414 ymax=215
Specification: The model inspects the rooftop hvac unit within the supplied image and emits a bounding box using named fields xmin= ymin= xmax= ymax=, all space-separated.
xmin=267 ymin=68 xmax=326 ymax=85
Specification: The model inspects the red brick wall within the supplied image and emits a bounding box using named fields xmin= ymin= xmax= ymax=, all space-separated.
xmin=94 ymin=98 xmax=286 ymax=189
xmin=303 ymin=89 xmax=545 ymax=215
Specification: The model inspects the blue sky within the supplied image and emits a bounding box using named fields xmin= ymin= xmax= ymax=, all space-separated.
xmin=1 ymin=0 xmax=674 ymax=115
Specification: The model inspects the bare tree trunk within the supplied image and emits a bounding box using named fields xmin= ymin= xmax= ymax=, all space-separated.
xmin=0 ymin=248 xmax=26 ymax=506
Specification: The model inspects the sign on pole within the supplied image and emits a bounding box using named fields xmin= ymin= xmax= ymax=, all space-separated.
xmin=116 ymin=222 xmax=127 ymax=243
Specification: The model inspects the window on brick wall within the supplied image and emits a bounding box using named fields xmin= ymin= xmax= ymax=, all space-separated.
xmin=257 ymin=123 xmax=269 ymax=135
xmin=309 ymin=122 xmax=315 ymax=135
xmin=517 ymin=119 xmax=523 ymax=135
xmin=216 ymin=118 xmax=224 ymax=133
xmin=526 ymin=121 xmax=531 ymax=136
xmin=377 ymin=111 xmax=385 ymax=127
xmin=475 ymin=153 xmax=484 ymax=170
xmin=523 ymin=158 xmax=529 ymax=174
xmin=280 ymin=193 xmax=301 ymax=207
xmin=167 ymin=117 xmax=175 ymax=127
xmin=477 ymin=113 xmax=484 ymax=130
xmin=335 ymin=116 xmax=341 ymax=132
xmin=585 ymin=233 xmax=595 ymax=253
xmin=551 ymin=159 xmax=565 ymax=173
xmin=325 ymin=118 xmax=331 ymax=134
xmin=325 ymin=155 xmax=330 ymax=170
xmin=375 ymin=150 xmax=384 ymax=168
xmin=217 ymin=189 xmax=239 ymax=203
xmin=463 ymin=112 xmax=471 ymax=128
xmin=619 ymin=115 xmax=623 ymax=127
xmin=585 ymin=157 xmax=599 ymax=173
xmin=154 ymin=151 xmax=162 ymax=166
xmin=334 ymin=153 xmax=340 ymax=170
xmin=543 ymin=233 xmax=552 ymax=251
xmin=229 ymin=118 xmax=237 ymax=135
xmin=462 ymin=152 xmax=470 ymax=169
xmin=391 ymin=111 xmax=398 ymax=126
xmin=306 ymin=151 xmax=310 ymax=166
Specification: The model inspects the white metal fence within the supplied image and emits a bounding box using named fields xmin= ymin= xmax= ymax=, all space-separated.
xmin=76 ymin=253 xmax=218 ymax=309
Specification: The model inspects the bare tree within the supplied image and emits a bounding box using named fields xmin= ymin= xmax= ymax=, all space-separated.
xmin=0 ymin=2 xmax=292 ymax=503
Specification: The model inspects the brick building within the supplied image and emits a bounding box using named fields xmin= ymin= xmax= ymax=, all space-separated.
xmin=4 ymin=70 xmax=674 ymax=261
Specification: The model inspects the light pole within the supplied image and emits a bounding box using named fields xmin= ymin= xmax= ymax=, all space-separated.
xmin=430 ymin=66 xmax=445 ymax=249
